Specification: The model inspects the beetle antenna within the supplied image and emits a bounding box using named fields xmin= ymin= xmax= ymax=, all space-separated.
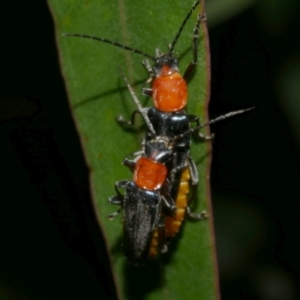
xmin=174 ymin=107 xmax=255 ymax=141
xmin=119 ymin=69 xmax=156 ymax=136
xmin=169 ymin=0 xmax=201 ymax=54
xmin=62 ymin=33 xmax=156 ymax=61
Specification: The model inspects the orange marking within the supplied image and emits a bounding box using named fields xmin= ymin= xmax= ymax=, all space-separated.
xmin=152 ymin=71 xmax=187 ymax=112
xmin=134 ymin=157 xmax=167 ymax=190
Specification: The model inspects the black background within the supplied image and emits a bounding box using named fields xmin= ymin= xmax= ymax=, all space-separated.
xmin=1 ymin=1 xmax=299 ymax=299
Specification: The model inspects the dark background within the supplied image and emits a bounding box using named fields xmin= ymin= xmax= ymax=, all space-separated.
xmin=1 ymin=0 xmax=299 ymax=299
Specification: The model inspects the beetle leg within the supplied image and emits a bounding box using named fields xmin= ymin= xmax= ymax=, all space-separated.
xmin=183 ymin=13 xmax=207 ymax=81
xmin=188 ymin=156 xmax=198 ymax=186
xmin=161 ymin=194 xmax=176 ymax=216
xmin=107 ymin=208 xmax=123 ymax=220
xmin=186 ymin=157 xmax=208 ymax=220
xmin=123 ymin=158 xmax=136 ymax=170
xmin=142 ymin=87 xmax=153 ymax=97
xmin=141 ymin=60 xmax=154 ymax=96
xmin=169 ymin=161 xmax=189 ymax=184
xmin=188 ymin=114 xmax=214 ymax=140
xmin=186 ymin=207 xmax=208 ymax=220
xmin=142 ymin=59 xmax=154 ymax=79
xmin=161 ymin=179 xmax=177 ymax=215
xmin=107 ymin=180 xmax=128 ymax=220
xmin=116 ymin=109 xmax=142 ymax=126
xmin=108 ymin=195 xmax=122 ymax=205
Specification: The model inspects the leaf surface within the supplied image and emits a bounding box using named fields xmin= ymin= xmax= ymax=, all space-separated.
xmin=48 ymin=0 xmax=219 ymax=299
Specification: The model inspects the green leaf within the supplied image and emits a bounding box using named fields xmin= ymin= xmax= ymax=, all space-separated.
xmin=48 ymin=0 xmax=218 ymax=299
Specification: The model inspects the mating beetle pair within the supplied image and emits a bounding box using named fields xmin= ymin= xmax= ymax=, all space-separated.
xmin=63 ymin=0 xmax=253 ymax=264
xmin=107 ymin=71 xmax=251 ymax=264
xmin=107 ymin=71 xmax=205 ymax=264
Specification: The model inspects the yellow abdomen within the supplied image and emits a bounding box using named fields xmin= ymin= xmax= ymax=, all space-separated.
xmin=164 ymin=168 xmax=190 ymax=238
